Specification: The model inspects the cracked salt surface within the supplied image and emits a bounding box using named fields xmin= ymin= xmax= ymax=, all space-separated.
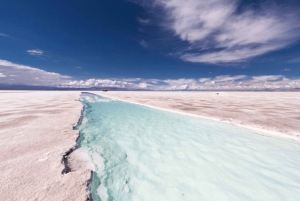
xmin=76 ymin=93 xmax=300 ymax=201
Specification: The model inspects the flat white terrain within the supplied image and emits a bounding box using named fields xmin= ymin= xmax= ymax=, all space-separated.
xmin=96 ymin=91 xmax=300 ymax=139
xmin=1 ymin=90 xmax=299 ymax=200
xmin=0 ymin=91 xmax=90 ymax=201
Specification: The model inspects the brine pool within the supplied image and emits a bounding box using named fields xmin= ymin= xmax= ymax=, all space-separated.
xmin=75 ymin=92 xmax=300 ymax=201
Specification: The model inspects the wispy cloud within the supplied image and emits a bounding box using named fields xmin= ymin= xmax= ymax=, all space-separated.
xmin=0 ymin=59 xmax=71 ymax=86
xmin=251 ymin=75 xmax=283 ymax=82
xmin=213 ymin=75 xmax=247 ymax=82
xmin=138 ymin=17 xmax=150 ymax=24
xmin=0 ymin=33 xmax=9 ymax=37
xmin=289 ymin=58 xmax=300 ymax=63
xmin=136 ymin=0 xmax=300 ymax=63
xmin=27 ymin=49 xmax=44 ymax=56
xmin=139 ymin=40 xmax=149 ymax=48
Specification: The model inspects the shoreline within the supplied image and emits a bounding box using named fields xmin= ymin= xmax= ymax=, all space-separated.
xmin=0 ymin=91 xmax=91 ymax=200
xmin=64 ymin=96 xmax=95 ymax=201
xmin=94 ymin=91 xmax=300 ymax=143
xmin=62 ymin=101 xmax=85 ymax=174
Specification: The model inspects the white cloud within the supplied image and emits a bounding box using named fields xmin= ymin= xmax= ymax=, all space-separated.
xmin=0 ymin=59 xmax=71 ymax=86
xmin=198 ymin=78 xmax=211 ymax=83
xmin=252 ymin=75 xmax=283 ymax=82
xmin=138 ymin=82 xmax=148 ymax=89
xmin=214 ymin=75 xmax=247 ymax=82
xmin=63 ymin=75 xmax=300 ymax=90
xmin=181 ymin=43 xmax=286 ymax=63
xmin=27 ymin=49 xmax=44 ymax=56
xmin=137 ymin=0 xmax=300 ymax=63
xmin=1 ymin=59 xmax=299 ymax=90
xmin=65 ymin=78 xmax=140 ymax=89
xmin=138 ymin=17 xmax=150 ymax=24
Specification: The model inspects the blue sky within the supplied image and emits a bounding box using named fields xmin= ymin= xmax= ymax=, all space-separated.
xmin=0 ymin=0 xmax=300 ymax=90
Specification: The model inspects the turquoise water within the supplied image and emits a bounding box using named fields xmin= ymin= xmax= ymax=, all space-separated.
xmin=76 ymin=92 xmax=300 ymax=201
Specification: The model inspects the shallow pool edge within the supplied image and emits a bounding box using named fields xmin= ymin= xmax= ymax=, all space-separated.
xmin=95 ymin=92 xmax=300 ymax=143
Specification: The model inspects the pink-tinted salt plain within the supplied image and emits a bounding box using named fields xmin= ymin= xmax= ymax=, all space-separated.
xmin=0 ymin=90 xmax=299 ymax=200
xmin=0 ymin=91 xmax=90 ymax=201
xmin=95 ymin=91 xmax=300 ymax=140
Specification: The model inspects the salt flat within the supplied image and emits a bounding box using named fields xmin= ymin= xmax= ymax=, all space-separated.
xmin=95 ymin=91 xmax=300 ymax=139
xmin=1 ymin=91 xmax=299 ymax=200
xmin=0 ymin=91 xmax=90 ymax=201
xmin=78 ymin=92 xmax=300 ymax=200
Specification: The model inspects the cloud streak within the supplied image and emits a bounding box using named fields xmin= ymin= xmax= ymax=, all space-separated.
xmin=0 ymin=33 xmax=9 ymax=37
xmin=289 ymin=58 xmax=300 ymax=63
xmin=27 ymin=49 xmax=44 ymax=56
xmin=137 ymin=0 xmax=300 ymax=63
xmin=0 ymin=59 xmax=71 ymax=86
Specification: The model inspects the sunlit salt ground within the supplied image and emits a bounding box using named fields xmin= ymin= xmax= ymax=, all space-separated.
xmin=76 ymin=93 xmax=300 ymax=201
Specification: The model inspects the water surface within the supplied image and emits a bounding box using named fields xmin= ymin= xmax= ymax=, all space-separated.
xmin=76 ymin=93 xmax=300 ymax=201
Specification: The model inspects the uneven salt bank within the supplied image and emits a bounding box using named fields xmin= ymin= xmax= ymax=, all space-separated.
xmin=77 ymin=93 xmax=300 ymax=201
xmin=0 ymin=91 xmax=90 ymax=201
